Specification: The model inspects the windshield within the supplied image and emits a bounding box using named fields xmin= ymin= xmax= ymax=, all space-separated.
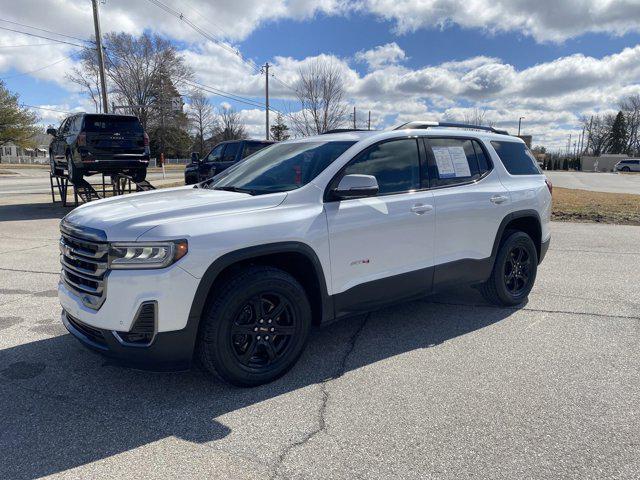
xmin=205 ymin=141 xmax=355 ymax=194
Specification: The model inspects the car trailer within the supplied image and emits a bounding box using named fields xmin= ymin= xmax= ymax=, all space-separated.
xmin=49 ymin=171 xmax=155 ymax=207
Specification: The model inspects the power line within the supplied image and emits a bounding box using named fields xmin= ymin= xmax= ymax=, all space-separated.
xmin=0 ymin=42 xmax=61 ymax=48
xmin=183 ymin=78 xmax=280 ymax=112
xmin=0 ymin=25 xmax=87 ymax=48
xmin=0 ymin=57 xmax=69 ymax=80
xmin=0 ymin=18 xmax=91 ymax=44
xmin=21 ymin=104 xmax=71 ymax=114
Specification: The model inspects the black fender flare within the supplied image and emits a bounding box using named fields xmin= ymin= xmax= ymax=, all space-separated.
xmin=490 ymin=209 xmax=543 ymax=265
xmin=186 ymin=241 xmax=333 ymax=331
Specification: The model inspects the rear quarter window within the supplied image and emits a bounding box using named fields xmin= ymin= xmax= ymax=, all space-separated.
xmin=491 ymin=141 xmax=541 ymax=175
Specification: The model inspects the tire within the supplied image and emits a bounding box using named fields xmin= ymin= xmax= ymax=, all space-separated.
xmin=49 ymin=153 xmax=63 ymax=176
xmin=132 ymin=167 xmax=147 ymax=183
xmin=196 ymin=266 xmax=312 ymax=387
xmin=66 ymin=153 xmax=82 ymax=183
xmin=622 ymin=166 xmax=631 ymax=172
xmin=480 ymin=230 xmax=538 ymax=307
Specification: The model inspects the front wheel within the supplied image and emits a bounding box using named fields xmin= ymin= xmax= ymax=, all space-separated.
xmin=66 ymin=154 xmax=82 ymax=183
xmin=197 ymin=266 xmax=312 ymax=387
xmin=50 ymin=154 xmax=63 ymax=176
xmin=480 ymin=230 xmax=538 ymax=306
xmin=621 ymin=166 xmax=631 ymax=172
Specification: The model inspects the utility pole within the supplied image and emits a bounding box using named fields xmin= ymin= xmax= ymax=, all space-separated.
xmin=91 ymin=0 xmax=109 ymax=113
xmin=368 ymin=111 xmax=371 ymax=131
xmin=353 ymin=106 xmax=356 ymax=129
xmin=264 ymin=63 xmax=270 ymax=141
xmin=567 ymin=134 xmax=572 ymax=156
xmin=518 ymin=116 xmax=525 ymax=136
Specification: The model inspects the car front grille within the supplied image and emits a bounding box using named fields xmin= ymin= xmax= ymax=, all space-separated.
xmin=65 ymin=312 xmax=107 ymax=348
xmin=60 ymin=226 xmax=109 ymax=310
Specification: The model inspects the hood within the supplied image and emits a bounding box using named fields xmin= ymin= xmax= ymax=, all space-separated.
xmin=63 ymin=186 xmax=287 ymax=240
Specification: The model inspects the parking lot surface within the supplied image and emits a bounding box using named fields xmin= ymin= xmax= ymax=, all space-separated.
xmin=0 ymin=201 xmax=639 ymax=479
xmin=545 ymin=170 xmax=640 ymax=195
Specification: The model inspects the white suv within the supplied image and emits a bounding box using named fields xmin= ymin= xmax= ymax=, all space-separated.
xmin=58 ymin=123 xmax=552 ymax=386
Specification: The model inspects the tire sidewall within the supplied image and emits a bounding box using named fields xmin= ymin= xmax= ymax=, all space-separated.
xmin=67 ymin=153 xmax=81 ymax=182
xmin=205 ymin=272 xmax=311 ymax=386
xmin=493 ymin=232 xmax=538 ymax=305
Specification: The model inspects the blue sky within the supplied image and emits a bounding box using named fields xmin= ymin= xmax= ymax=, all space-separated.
xmin=1 ymin=0 xmax=640 ymax=149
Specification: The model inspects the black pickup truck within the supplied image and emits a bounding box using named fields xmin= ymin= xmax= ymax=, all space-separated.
xmin=184 ymin=139 xmax=274 ymax=185
xmin=48 ymin=113 xmax=150 ymax=183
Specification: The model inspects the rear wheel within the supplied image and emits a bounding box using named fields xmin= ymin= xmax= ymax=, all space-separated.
xmin=197 ymin=266 xmax=312 ymax=387
xmin=480 ymin=230 xmax=538 ymax=306
xmin=131 ymin=167 xmax=147 ymax=183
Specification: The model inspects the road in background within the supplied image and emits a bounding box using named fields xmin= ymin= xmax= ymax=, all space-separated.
xmin=545 ymin=171 xmax=640 ymax=195
xmin=0 ymin=167 xmax=184 ymax=196
xmin=0 ymin=194 xmax=638 ymax=479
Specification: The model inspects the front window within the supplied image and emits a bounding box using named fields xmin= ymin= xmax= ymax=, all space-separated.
xmin=205 ymin=141 xmax=355 ymax=195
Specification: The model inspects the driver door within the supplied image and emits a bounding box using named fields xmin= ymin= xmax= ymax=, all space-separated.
xmin=199 ymin=144 xmax=224 ymax=181
xmin=324 ymin=137 xmax=435 ymax=316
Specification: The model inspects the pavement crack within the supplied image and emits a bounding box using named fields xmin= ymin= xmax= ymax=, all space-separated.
xmin=424 ymin=299 xmax=640 ymax=321
xmin=0 ymin=243 xmax=56 ymax=256
xmin=270 ymin=314 xmax=370 ymax=480
xmin=0 ymin=267 xmax=59 ymax=275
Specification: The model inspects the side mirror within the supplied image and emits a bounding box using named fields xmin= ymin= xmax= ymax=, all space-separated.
xmin=332 ymin=174 xmax=379 ymax=200
xmin=191 ymin=152 xmax=200 ymax=163
xmin=46 ymin=128 xmax=57 ymax=137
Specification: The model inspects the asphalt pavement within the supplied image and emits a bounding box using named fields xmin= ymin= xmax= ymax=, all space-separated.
xmin=0 ymin=167 xmax=183 ymax=196
xmin=545 ymin=170 xmax=640 ymax=195
xmin=0 ymin=198 xmax=639 ymax=479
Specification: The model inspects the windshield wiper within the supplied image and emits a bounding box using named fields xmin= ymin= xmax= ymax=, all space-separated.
xmin=213 ymin=186 xmax=257 ymax=195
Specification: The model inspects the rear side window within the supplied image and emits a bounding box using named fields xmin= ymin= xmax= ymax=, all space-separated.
xmin=343 ymin=138 xmax=420 ymax=195
xmin=242 ymin=142 xmax=270 ymax=159
xmin=427 ymin=138 xmax=482 ymax=187
xmin=83 ymin=116 xmax=143 ymax=134
xmin=491 ymin=141 xmax=541 ymax=175
xmin=221 ymin=142 xmax=241 ymax=162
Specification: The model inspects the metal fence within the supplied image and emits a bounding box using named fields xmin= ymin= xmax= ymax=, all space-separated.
xmin=0 ymin=156 xmax=48 ymax=165
xmin=149 ymin=158 xmax=190 ymax=167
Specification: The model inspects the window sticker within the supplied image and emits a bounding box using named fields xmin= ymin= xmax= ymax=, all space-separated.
xmin=448 ymin=146 xmax=471 ymax=177
xmin=432 ymin=147 xmax=456 ymax=178
xmin=433 ymin=146 xmax=471 ymax=178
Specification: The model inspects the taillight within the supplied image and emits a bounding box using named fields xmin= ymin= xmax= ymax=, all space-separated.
xmin=77 ymin=132 xmax=86 ymax=146
xmin=545 ymin=178 xmax=553 ymax=195
xmin=143 ymin=132 xmax=149 ymax=146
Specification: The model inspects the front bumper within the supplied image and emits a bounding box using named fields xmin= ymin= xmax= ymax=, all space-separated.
xmin=58 ymin=263 xmax=202 ymax=371
xmin=62 ymin=310 xmax=197 ymax=371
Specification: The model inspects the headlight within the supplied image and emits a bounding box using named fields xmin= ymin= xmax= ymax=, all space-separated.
xmin=108 ymin=240 xmax=188 ymax=269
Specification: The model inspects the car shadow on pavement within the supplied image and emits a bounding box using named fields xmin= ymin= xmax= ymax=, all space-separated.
xmin=0 ymin=202 xmax=70 ymax=222
xmin=0 ymin=288 xmax=521 ymax=479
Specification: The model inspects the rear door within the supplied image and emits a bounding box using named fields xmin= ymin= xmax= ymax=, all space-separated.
xmin=83 ymin=115 xmax=145 ymax=156
xmin=241 ymin=141 xmax=271 ymax=159
xmin=425 ymin=137 xmax=510 ymax=285
xmin=325 ymin=137 xmax=436 ymax=315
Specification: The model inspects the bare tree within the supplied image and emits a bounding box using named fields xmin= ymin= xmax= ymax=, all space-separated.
xmin=290 ymin=58 xmax=349 ymax=136
xmin=188 ymin=89 xmax=214 ymax=155
xmin=211 ymin=106 xmax=246 ymax=143
xmin=461 ymin=107 xmax=496 ymax=127
xmin=619 ymin=94 xmax=640 ymax=155
xmin=581 ymin=114 xmax=611 ymax=156
xmin=67 ymin=32 xmax=192 ymax=129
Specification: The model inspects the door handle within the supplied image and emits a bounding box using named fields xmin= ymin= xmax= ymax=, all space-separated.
xmin=411 ymin=204 xmax=433 ymax=215
xmin=490 ymin=195 xmax=509 ymax=205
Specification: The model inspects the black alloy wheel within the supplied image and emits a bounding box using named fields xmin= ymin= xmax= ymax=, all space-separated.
xmin=480 ymin=230 xmax=538 ymax=306
xmin=503 ymin=246 xmax=532 ymax=296
xmin=197 ymin=266 xmax=312 ymax=387
xmin=230 ymin=293 xmax=297 ymax=369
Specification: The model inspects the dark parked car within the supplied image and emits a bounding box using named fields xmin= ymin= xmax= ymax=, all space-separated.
xmin=184 ymin=139 xmax=274 ymax=185
xmin=47 ymin=113 xmax=150 ymax=183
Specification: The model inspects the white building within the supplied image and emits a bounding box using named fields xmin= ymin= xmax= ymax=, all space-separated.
xmin=0 ymin=133 xmax=51 ymax=164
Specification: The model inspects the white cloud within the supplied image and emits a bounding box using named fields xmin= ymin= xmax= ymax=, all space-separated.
xmin=355 ymin=42 xmax=406 ymax=69
xmin=359 ymin=0 xmax=640 ymax=42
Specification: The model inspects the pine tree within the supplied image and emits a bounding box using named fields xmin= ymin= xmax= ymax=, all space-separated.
xmin=0 ymin=81 xmax=39 ymax=149
xmin=270 ymin=113 xmax=290 ymax=141
xmin=609 ymin=111 xmax=628 ymax=154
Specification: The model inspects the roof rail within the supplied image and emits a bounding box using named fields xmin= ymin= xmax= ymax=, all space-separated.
xmin=322 ymin=128 xmax=371 ymax=134
xmin=394 ymin=121 xmax=510 ymax=136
